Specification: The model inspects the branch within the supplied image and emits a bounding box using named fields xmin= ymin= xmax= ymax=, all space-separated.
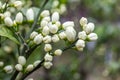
xmin=21 ymin=39 xmax=78 ymax=79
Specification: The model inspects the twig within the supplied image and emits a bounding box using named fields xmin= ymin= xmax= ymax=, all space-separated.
xmin=21 ymin=39 xmax=78 ymax=79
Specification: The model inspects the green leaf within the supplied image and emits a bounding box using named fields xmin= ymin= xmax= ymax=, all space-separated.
xmin=0 ymin=26 xmax=19 ymax=44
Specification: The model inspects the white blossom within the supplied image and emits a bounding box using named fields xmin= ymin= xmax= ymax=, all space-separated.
xmin=44 ymin=62 xmax=53 ymax=69
xmin=0 ymin=61 xmax=4 ymax=67
xmin=4 ymin=65 xmax=13 ymax=74
xmin=58 ymin=31 xmax=67 ymax=39
xmin=43 ymin=35 xmax=52 ymax=43
xmin=30 ymin=31 xmax=38 ymax=39
xmin=4 ymin=11 xmax=11 ymax=18
xmin=65 ymin=27 xmax=76 ymax=42
xmin=55 ymin=21 xmax=61 ymax=28
xmin=42 ymin=26 xmax=49 ymax=36
xmin=15 ymin=12 xmax=23 ymax=24
xmin=18 ymin=56 xmax=26 ymax=66
xmin=44 ymin=44 xmax=52 ymax=52
xmin=40 ymin=20 xmax=48 ymax=28
xmin=33 ymin=34 xmax=43 ymax=44
xmin=4 ymin=17 xmax=13 ymax=27
xmin=54 ymin=49 xmax=63 ymax=56
xmin=26 ymin=8 xmax=34 ymax=22
xmin=78 ymin=31 xmax=87 ymax=40
xmin=52 ymin=12 xmax=59 ymax=22
xmin=79 ymin=17 xmax=87 ymax=26
xmin=52 ymin=34 xmax=60 ymax=43
xmin=88 ymin=33 xmax=98 ymax=41
xmin=44 ymin=53 xmax=53 ymax=61
xmin=62 ymin=21 xmax=74 ymax=29
xmin=42 ymin=16 xmax=50 ymax=22
xmin=40 ymin=10 xmax=50 ymax=17
xmin=75 ymin=39 xmax=85 ymax=50
xmin=49 ymin=24 xmax=58 ymax=34
xmin=33 ymin=60 xmax=41 ymax=67
xmin=13 ymin=1 xmax=23 ymax=9
xmin=83 ymin=22 xmax=95 ymax=34
xmin=15 ymin=64 xmax=23 ymax=71
xmin=26 ymin=64 xmax=34 ymax=72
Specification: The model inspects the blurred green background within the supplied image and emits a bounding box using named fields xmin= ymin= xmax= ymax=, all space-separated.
xmin=1 ymin=0 xmax=120 ymax=80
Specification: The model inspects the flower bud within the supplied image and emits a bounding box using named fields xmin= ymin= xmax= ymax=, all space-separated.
xmin=78 ymin=31 xmax=87 ymax=40
xmin=15 ymin=64 xmax=23 ymax=71
xmin=33 ymin=34 xmax=43 ymax=44
xmin=18 ymin=56 xmax=26 ymax=66
xmin=52 ymin=34 xmax=60 ymax=43
xmin=26 ymin=64 xmax=34 ymax=72
xmin=52 ymin=0 xmax=59 ymax=8
xmin=54 ymin=49 xmax=63 ymax=56
xmin=4 ymin=65 xmax=13 ymax=74
xmin=4 ymin=17 xmax=13 ymax=27
xmin=42 ymin=16 xmax=50 ymax=22
xmin=40 ymin=10 xmax=50 ymax=17
xmin=79 ymin=17 xmax=87 ymax=26
xmin=15 ymin=12 xmax=23 ymax=24
xmin=58 ymin=31 xmax=67 ymax=39
xmin=26 ymin=8 xmax=34 ymax=22
xmin=3 ymin=46 xmax=12 ymax=53
xmin=4 ymin=11 xmax=11 ymax=18
xmin=52 ymin=12 xmax=59 ymax=22
xmin=49 ymin=24 xmax=58 ymax=34
xmin=44 ymin=44 xmax=52 ymax=52
xmin=62 ymin=21 xmax=74 ymax=29
xmin=60 ymin=4 xmax=66 ymax=14
xmin=83 ymin=23 xmax=95 ymax=34
xmin=30 ymin=31 xmax=38 ymax=39
xmin=65 ymin=27 xmax=76 ymax=42
xmin=42 ymin=26 xmax=49 ymax=36
xmin=44 ymin=53 xmax=53 ymax=61
xmin=0 ymin=61 xmax=4 ymax=67
xmin=43 ymin=35 xmax=52 ymax=43
xmin=41 ymin=20 xmax=48 ymax=28
xmin=55 ymin=21 xmax=61 ymax=28
xmin=44 ymin=62 xmax=53 ymax=69
xmin=87 ymin=33 xmax=98 ymax=41
xmin=33 ymin=60 xmax=41 ymax=67
xmin=75 ymin=40 xmax=85 ymax=50
xmin=13 ymin=1 xmax=23 ymax=9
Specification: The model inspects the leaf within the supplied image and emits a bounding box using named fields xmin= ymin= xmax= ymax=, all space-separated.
xmin=0 ymin=26 xmax=19 ymax=44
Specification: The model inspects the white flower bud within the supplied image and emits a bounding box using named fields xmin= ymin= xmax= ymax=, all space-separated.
xmin=26 ymin=8 xmax=34 ymax=22
xmin=55 ymin=21 xmax=61 ymax=28
xmin=33 ymin=60 xmax=41 ymax=67
xmin=42 ymin=26 xmax=49 ymax=36
xmin=42 ymin=16 xmax=50 ymax=22
xmin=15 ymin=64 xmax=23 ymax=71
xmin=88 ymin=33 xmax=98 ymax=41
xmin=18 ymin=56 xmax=26 ymax=66
xmin=49 ymin=24 xmax=58 ymax=34
xmin=4 ymin=17 xmax=13 ymax=27
xmin=41 ymin=20 xmax=48 ymax=28
xmin=83 ymin=23 xmax=95 ymax=34
xmin=52 ymin=0 xmax=59 ymax=8
xmin=3 ymin=46 xmax=12 ymax=53
xmin=33 ymin=34 xmax=43 ymax=44
xmin=54 ymin=49 xmax=63 ymax=56
xmin=40 ymin=10 xmax=50 ymax=17
xmin=52 ymin=12 xmax=59 ymax=22
xmin=4 ymin=65 xmax=13 ymax=74
xmin=44 ymin=44 xmax=52 ymax=52
xmin=13 ymin=1 xmax=23 ymax=9
xmin=65 ymin=27 xmax=76 ymax=42
xmin=75 ymin=40 xmax=85 ymax=50
xmin=77 ymin=47 xmax=83 ymax=51
xmin=52 ymin=34 xmax=60 ymax=43
xmin=78 ymin=31 xmax=87 ymax=40
xmin=26 ymin=64 xmax=34 ymax=72
xmin=58 ymin=31 xmax=67 ymax=39
xmin=79 ymin=17 xmax=87 ymax=26
xmin=44 ymin=53 xmax=53 ymax=61
xmin=62 ymin=21 xmax=74 ymax=29
xmin=0 ymin=61 xmax=4 ymax=67
xmin=44 ymin=62 xmax=53 ymax=69
xmin=60 ymin=4 xmax=66 ymax=14
xmin=0 ymin=13 xmax=4 ymax=19
xmin=15 ymin=12 xmax=23 ymax=24
xmin=4 ymin=11 xmax=11 ymax=18
xmin=43 ymin=35 xmax=52 ymax=43
xmin=30 ymin=31 xmax=38 ymax=39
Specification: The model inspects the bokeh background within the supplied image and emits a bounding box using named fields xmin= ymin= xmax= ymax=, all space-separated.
xmin=1 ymin=0 xmax=120 ymax=80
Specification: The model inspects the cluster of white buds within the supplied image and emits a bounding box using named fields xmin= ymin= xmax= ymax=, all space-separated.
xmin=51 ymin=0 xmax=67 ymax=14
xmin=75 ymin=17 xmax=98 ymax=51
